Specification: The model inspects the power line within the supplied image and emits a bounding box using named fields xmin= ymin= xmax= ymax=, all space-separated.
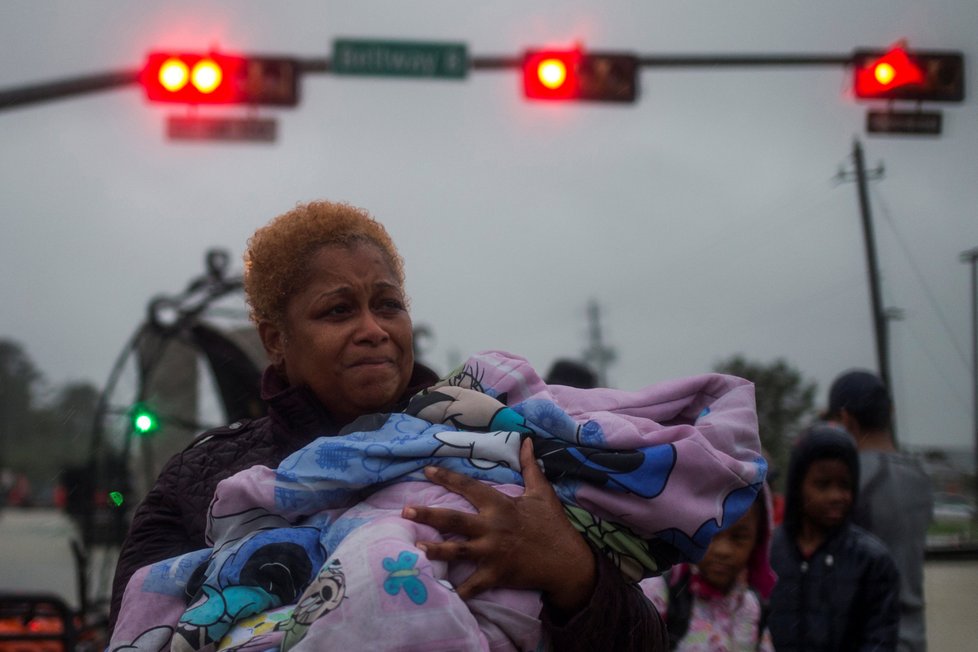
xmin=898 ymin=307 xmax=973 ymax=413
xmin=871 ymin=185 xmax=971 ymax=373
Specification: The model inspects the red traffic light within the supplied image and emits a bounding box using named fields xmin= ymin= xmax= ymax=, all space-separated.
xmin=142 ymin=53 xmax=243 ymax=103
xmin=141 ymin=52 xmax=299 ymax=106
xmin=853 ymin=47 xmax=964 ymax=102
xmin=524 ymin=50 xmax=582 ymax=100
xmin=855 ymin=47 xmax=924 ymax=97
xmin=523 ymin=49 xmax=638 ymax=103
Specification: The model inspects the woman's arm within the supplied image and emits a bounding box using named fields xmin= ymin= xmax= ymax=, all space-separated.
xmin=404 ymin=438 xmax=669 ymax=650
xmin=541 ymin=547 xmax=668 ymax=651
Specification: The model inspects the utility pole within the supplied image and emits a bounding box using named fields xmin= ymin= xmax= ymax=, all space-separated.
xmin=961 ymin=247 xmax=978 ymax=499
xmin=582 ymin=299 xmax=616 ymax=387
xmin=852 ymin=139 xmax=892 ymax=396
xmin=839 ymin=139 xmax=897 ymax=443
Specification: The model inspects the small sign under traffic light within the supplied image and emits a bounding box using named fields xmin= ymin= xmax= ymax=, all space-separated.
xmin=853 ymin=47 xmax=964 ymax=102
xmin=141 ymin=52 xmax=299 ymax=106
xmin=167 ymin=116 xmax=277 ymax=143
xmin=866 ymin=109 xmax=942 ymax=136
xmin=523 ymin=49 xmax=638 ymax=103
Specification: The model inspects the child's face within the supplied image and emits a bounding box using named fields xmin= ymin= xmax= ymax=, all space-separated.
xmin=697 ymin=506 xmax=759 ymax=592
xmin=800 ymin=458 xmax=853 ymax=530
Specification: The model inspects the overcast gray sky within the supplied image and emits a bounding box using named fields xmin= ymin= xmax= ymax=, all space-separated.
xmin=1 ymin=1 xmax=975 ymax=451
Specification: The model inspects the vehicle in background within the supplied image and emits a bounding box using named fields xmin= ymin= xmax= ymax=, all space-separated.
xmin=933 ymin=492 xmax=977 ymax=523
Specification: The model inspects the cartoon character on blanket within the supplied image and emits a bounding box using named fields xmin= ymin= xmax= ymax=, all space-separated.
xmin=110 ymin=350 xmax=765 ymax=652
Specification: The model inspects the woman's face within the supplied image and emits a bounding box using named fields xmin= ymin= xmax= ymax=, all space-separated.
xmin=259 ymin=241 xmax=414 ymax=425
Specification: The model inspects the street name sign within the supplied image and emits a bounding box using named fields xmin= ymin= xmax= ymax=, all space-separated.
xmin=332 ymin=39 xmax=468 ymax=79
xmin=866 ymin=109 xmax=942 ymax=136
xmin=167 ymin=116 xmax=277 ymax=143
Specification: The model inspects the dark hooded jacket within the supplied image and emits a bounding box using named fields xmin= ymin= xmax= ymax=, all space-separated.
xmin=108 ymin=364 xmax=667 ymax=651
xmin=768 ymin=425 xmax=900 ymax=652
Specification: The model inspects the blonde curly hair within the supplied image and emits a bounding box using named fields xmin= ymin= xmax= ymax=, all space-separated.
xmin=243 ymin=200 xmax=405 ymax=327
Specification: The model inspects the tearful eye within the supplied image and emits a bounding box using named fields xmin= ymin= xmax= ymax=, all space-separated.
xmin=322 ymin=304 xmax=352 ymax=318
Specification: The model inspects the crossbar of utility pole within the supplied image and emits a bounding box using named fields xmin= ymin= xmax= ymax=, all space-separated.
xmin=0 ymin=50 xmax=856 ymax=112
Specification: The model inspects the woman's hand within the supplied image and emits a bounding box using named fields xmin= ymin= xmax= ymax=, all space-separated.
xmin=402 ymin=438 xmax=597 ymax=613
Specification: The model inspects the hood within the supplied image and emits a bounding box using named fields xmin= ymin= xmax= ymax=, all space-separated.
xmin=749 ymin=482 xmax=777 ymax=599
xmin=782 ymin=423 xmax=859 ymax=538
xmin=669 ymin=481 xmax=777 ymax=599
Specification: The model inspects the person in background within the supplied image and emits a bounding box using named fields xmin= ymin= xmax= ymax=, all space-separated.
xmin=107 ymin=200 xmax=667 ymax=650
xmin=826 ymin=369 xmax=933 ymax=652
xmin=640 ymin=487 xmax=777 ymax=651
xmin=544 ymin=358 xmax=598 ymax=389
xmin=768 ymin=424 xmax=900 ymax=652
xmin=761 ymin=446 xmax=785 ymax=527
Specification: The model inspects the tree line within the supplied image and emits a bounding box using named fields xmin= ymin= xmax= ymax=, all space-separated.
xmin=0 ymin=335 xmax=819 ymax=506
xmin=0 ymin=338 xmax=99 ymax=505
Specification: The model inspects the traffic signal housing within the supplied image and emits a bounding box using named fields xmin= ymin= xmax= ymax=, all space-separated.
xmin=523 ymin=49 xmax=638 ymax=103
xmin=853 ymin=47 xmax=964 ymax=102
xmin=141 ymin=52 xmax=299 ymax=106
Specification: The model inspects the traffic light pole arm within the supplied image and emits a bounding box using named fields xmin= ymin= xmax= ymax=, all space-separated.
xmin=294 ymin=52 xmax=854 ymax=73
xmin=0 ymin=69 xmax=139 ymax=112
xmin=0 ymin=51 xmax=856 ymax=112
xmin=635 ymin=53 xmax=852 ymax=67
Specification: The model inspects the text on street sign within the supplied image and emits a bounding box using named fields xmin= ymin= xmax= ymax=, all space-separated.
xmin=332 ymin=39 xmax=468 ymax=79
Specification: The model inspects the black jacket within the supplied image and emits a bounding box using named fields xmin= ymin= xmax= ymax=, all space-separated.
xmin=769 ymin=523 xmax=900 ymax=651
xmin=109 ymin=363 xmax=667 ymax=651
xmin=767 ymin=425 xmax=900 ymax=651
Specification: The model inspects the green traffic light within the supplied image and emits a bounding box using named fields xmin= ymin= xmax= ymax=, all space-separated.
xmin=131 ymin=404 xmax=160 ymax=435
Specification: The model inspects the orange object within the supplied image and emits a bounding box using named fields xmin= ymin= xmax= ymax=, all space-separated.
xmin=0 ymin=615 xmax=64 ymax=651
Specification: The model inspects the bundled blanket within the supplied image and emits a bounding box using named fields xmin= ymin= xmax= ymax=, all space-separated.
xmin=110 ymin=350 xmax=764 ymax=652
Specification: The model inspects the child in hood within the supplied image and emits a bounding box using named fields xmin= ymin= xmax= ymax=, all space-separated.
xmin=640 ymin=485 xmax=777 ymax=651
xmin=767 ymin=424 xmax=900 ymax=652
